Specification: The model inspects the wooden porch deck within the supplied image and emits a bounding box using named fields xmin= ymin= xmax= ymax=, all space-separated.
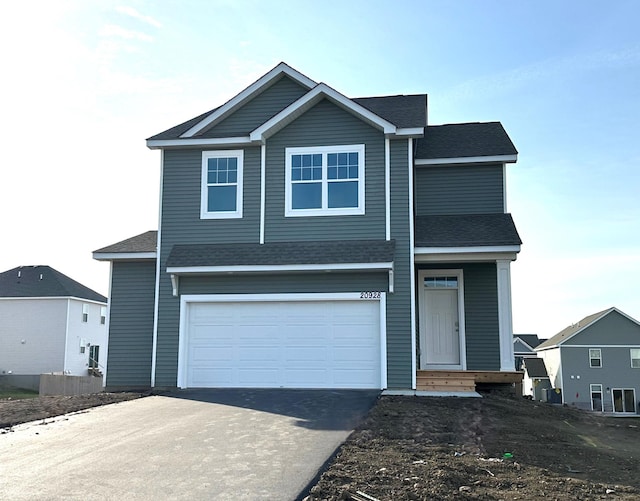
xmin=416 ymin=370 xmax=523 ymax=393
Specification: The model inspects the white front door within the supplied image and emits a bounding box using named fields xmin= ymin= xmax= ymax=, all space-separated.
xmin=418 ymin=271 xmax=465 ymax=370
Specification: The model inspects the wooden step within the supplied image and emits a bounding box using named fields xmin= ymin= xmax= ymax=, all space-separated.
xmin=416 ymin=371 xmax=477 ymax=392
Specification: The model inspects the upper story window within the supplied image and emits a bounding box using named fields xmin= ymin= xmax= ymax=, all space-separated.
xmin=631 ymin=348 xmax=640 ymax=368
xmin=589 ymin=348 xmax=602 ymax=368
xmin=201 ymin=150 xmax=243 ymax=219
xmin=100 ymin=306 xmax=107 ymax=325
xmin=82 ymin=304 xmax=89 ymax=323
xmin=285 ymin=145 xmax=365 ymax=217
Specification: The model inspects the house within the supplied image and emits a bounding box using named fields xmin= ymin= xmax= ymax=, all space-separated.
xmin=93 ymin=62 xmax=523 ymax=393
xmin=0 ymin=265 xmax=107 ymax=390
xmin=521 ymin=357 xmax=551 ymax=400
xmin=513 ymin=334 xmax=545 ymax=370
xmin=536 ymin=307 xmax=640 ymax=413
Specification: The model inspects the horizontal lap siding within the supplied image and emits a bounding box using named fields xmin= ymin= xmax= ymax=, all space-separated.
xmin=416 ymin=262 xmax=499 ymax=371
xmin=265 ymin=99 xmax=385 ymax=242
xmin=387 ymin=139 xmax=413 ymax=388
xmin=564 ymin=311 xmax=640 ymax=345
xmin=204 ymin=76 xmax=308 ymax=137
xmin=107 ymin=261 xmax=156 ymax=388
xmin=415 ymin=164 xmax=504 ymax=215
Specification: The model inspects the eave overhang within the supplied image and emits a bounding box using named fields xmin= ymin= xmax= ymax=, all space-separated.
xmin=415 ymin=154 xmax=518 ymax=166
xmin=414 ymin=245 xmax=520 ymax=263
xmin=92 ymin=251 xmax=157 ymax=261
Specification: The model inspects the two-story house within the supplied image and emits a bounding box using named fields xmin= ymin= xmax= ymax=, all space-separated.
xmin=93 ymin=62 xmax=522 ymax=393
xmin=536 ymin=307 xmax=640 ymax=413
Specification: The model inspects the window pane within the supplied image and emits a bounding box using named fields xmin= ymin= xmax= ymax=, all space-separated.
xmin=292 ymin=183 xmax=322 ymax=209
xmin=328 ymin=166 xmax=337 ymax=179
xmin=328 ymin=153 xmax=337 ymax=166
xmin=349 ymin=152 xmax=358 ymax=165
xmin=228 ymin=157 xmax=237 ymax=169
xmin=292 ymin=155 xmax=301 ymax=168
xmin=328 ymin=181 xmax=358 ymax=208
xmin=228 ymin=169 xmax=237 ymax=183
xmin=302 ymin=154 xmax=312 ymax=167
xmin=292 ymin=166 xmax=301 ymax=181
xmin=218 ymin=157 xmax=228 ymax=169
xmin=338 ymin=166 xmax=348 ymax=179
xmin=208 ymin=185 xmax=237 ymax=212
xmin=313 ymin=154 xmax=322 ymax=166
xmin=313 ymin=167 xmax=322 ymax=180
xmin=348 ymin=166 xmax=358 ymax=178
xmin=338 ymin=152 xmax=348 ymax=164
xmin=302 ymin=167 xmax=312 ymax=181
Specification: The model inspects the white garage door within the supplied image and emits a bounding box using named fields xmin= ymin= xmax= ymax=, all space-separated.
xmin=181 ymin=298 xmax=382 ymax=389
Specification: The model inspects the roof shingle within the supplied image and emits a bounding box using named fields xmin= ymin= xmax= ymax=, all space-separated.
xmin=414 ymin=214 xmax=522 ymax=247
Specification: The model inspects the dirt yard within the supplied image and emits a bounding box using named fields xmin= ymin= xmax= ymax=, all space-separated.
xmin=1 ymin=391 xmax=639 ymax=500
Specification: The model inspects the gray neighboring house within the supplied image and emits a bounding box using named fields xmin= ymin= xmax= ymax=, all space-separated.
xmin=513 ymin=334 xmax=544 ymax=370
xmin=93 ymin=62 xmax=523 ymax=392
xmin=536 ymin=307 xmax=640 ymax=414
xmin=521 ymin=357 xmax=552 ymax=401
xmin=0 ymin=265 xmax=108 ymax=390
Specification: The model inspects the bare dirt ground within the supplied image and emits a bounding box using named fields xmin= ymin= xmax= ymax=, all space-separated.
xmin=2 ymin=391 xmax=639 ymax=500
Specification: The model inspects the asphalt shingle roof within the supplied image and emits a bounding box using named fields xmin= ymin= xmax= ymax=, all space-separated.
xmin=536 ymin=308 xmax=614 ymax=350
xmin=415 ymin=122 xmax=517 ymax=160
xmin=514 ymin=334 xmax=544 ymax=349
xmin=523 ymin=358 xmax=549 ymax=378
xmin=166 ymin=240 xmax=395 ymax=268
xmin=0 ymin=266 xmax=107 ymax=302
xmin=353 ymin=95 xmax=427 ymax=129
xmin=93 ymin=231 xmax=158 ymax=254
xmin=414 ymin=214 xmax=522 ymax=247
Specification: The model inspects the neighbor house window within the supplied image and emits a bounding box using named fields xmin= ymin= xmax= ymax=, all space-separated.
xmin=285 ymin=144 xmax=365 ymax=216
xmin=82 ymin=304 xmax=89 ymax=323
xmin=589 ymin=348 xmax=602 ymax=368
xmin=201 ymin=150 xmax=243 ymax=219
xmin=631 ymin=349 xmax=640 ymax=368
xmin=100 ymin=306 xmax=107 ymax=325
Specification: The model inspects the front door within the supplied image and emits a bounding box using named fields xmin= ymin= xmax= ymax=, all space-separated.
xmin=418 ymin=271 xmax=465 ymax=370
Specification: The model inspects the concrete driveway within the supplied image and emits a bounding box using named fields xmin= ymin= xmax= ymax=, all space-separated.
xmin=0 ymin=389 xmax=378 ymax=500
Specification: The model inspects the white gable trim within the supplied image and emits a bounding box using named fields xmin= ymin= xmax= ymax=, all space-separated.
xmin=180 ymin=63 xmax=316 ymax=138
xmin=513 ymin=336 xmax=536 ymax=352
xmin=93 ymin=252 xmax=157 ymax=261
xmin=147 ymin=136 xmax=251 ymax=149
xmin=415 ymin=154 xmax=518 ymax=166
xmin=250 ymin=83 xmax=397 ymax=142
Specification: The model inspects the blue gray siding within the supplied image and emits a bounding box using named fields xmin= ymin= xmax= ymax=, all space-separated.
xmin=265 ymin=98 xmax=386 ymax=241
xmin=106 ymin=260 xmax=156 ymax=388
xmin=202 ymin=76 xmax=309 ymax=138
xmin=386 ymin=139 xmax=413 ymax=388
xmin=565 ymin=311 xmax=640 ymax=346
xmin=415 ymin=164 xmax=504 ymax=215
xmin=416 ymin=262 xmax=500 ymax=371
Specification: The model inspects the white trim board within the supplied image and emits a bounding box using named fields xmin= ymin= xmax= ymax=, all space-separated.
xmin=415 ymin=154 xmax=517 ymax=166
xmin=92 ymin=252 xmax=157 ymax=261
xmin=166 ymin=262 xmax=394 ymax=274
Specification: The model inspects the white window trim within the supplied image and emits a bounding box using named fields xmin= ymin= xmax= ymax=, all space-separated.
xmin=82 ymin=303 xmax=89 ymax=323
xmin=631 ymin=348 xmax=640 ymax=368
xmin=285 ymin=144 xmax=365 ymax=217
xmin=200 ymin=150 xmax=244 ymax=219
xmin=590 ymin=384 xmax=604 ymax=412
xmin=589 ymin=348 xmax=602 ymax=368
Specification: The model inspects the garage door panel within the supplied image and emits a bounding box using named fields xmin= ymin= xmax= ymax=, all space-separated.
xmin=183 ymin=299 xmax=381 ymax=389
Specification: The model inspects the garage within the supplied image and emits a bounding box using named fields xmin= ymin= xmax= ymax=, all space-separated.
xmin=178 ymin=294 xmax=384 ymax=389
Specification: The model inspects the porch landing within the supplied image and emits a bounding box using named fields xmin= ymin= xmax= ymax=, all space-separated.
xmin=416 ymin=370 xmax=523 ymax=393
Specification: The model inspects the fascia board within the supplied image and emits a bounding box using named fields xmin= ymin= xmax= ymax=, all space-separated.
xmin=415 ymin=245 xmax=521 ymax=254
xmin=93 ymin=252 xmax=157 ymax=261
xmin=394 ymin=127 xmax=425 ymax=137
xmin=166 ymin=262 xmax=394 ymax=274
xmin=146 ymin=136 xmax=252 ymax=150
xmin=415 ymin=154 xmax=518 ymax=166
xmin=179 ymin=63 xmax=317 ymax=138
xmin=0 ymin=296 xmax=107 ymax=305
xmin=413 ymin=249 xmax=519 ymax=263
xmin=250 ymin=83 xmax=397 ymax=141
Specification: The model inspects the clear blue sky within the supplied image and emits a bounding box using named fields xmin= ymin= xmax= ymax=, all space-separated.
xmin=1 ymin=0 xmax=638 ymax=338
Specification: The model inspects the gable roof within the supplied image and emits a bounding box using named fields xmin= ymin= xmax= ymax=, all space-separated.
xmin=414 ymin=213 xmax=522 ymax=248
xmin=514 ymin=334 xmax=544 ymax=351
xmin=0 ymin=266 xmax=106 ymax=303
xmin=147 ymin=63 xmax=426 ymax=148
xmin=93 ymin=231 xmax=158 ymax=261
xmin=523 ymin=358 xmax=549 ymax=378
xmin=414 ymin=122 xmax=518 ymax=164
xmin=536 ymin=307 xmax=640 ymax=350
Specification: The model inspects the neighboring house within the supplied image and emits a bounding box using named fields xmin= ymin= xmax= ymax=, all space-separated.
xmin=513 ymin=334 xmax=545 ymax=370
xmin=536 ymin=307 xmax=640 ymax=414
xmin=521 ymin=357 xmax=551 ymax=401
xmin=93 ymin=62 xmax=522 ymax=393
xmin=0 ymin=265 xmax=107 ymax=389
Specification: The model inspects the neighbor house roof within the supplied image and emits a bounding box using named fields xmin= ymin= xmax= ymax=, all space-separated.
xmin=414 ymin=214 xmax=522 ymax=248
xmin=414 ymin=122 xmax=518 ymax=161
xmin=535 ymin=307 xmax=640 ymax=350
xmin=523 ymin=358 xmax=549 ymax=379
xmin=514 ymin=334 xmax=544 ymax=350
xmin=166 ymin=239 xmax=395 ymax=269
xmin=0 ymin=266 xmax=106 ymax=303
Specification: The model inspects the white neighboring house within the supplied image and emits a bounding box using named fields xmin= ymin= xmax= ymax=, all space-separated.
xmin=0 ymin=265 xmax=107 ymax=389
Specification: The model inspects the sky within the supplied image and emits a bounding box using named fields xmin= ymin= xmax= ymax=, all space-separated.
xmin=1 ymin=0 xmax=639 ymax=339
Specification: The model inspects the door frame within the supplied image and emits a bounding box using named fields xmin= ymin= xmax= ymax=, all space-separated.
xmin=611 ymin=387 xmax=637 ymax=413
xmin=417 ymin=269 xmax=466 ymax=370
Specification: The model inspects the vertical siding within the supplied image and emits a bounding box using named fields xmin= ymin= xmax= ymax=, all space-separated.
xmin=201 ymin=76 xmax=309 ymax=137
xmin=386 ymin=139 xmax=413 ymax=388
xmin=416 ymin=262 xmax=500 ymax=371
xmin=415 ymin=164 xmax=504 ymax=215
xmin=106 ymin=260 xmax=156 ymax=388
xmin=265 ymin=99 xmax=386 ymax=241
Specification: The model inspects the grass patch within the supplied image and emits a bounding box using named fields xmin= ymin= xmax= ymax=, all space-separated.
xmin=0 ymin=388 xmax=39 ymax=400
